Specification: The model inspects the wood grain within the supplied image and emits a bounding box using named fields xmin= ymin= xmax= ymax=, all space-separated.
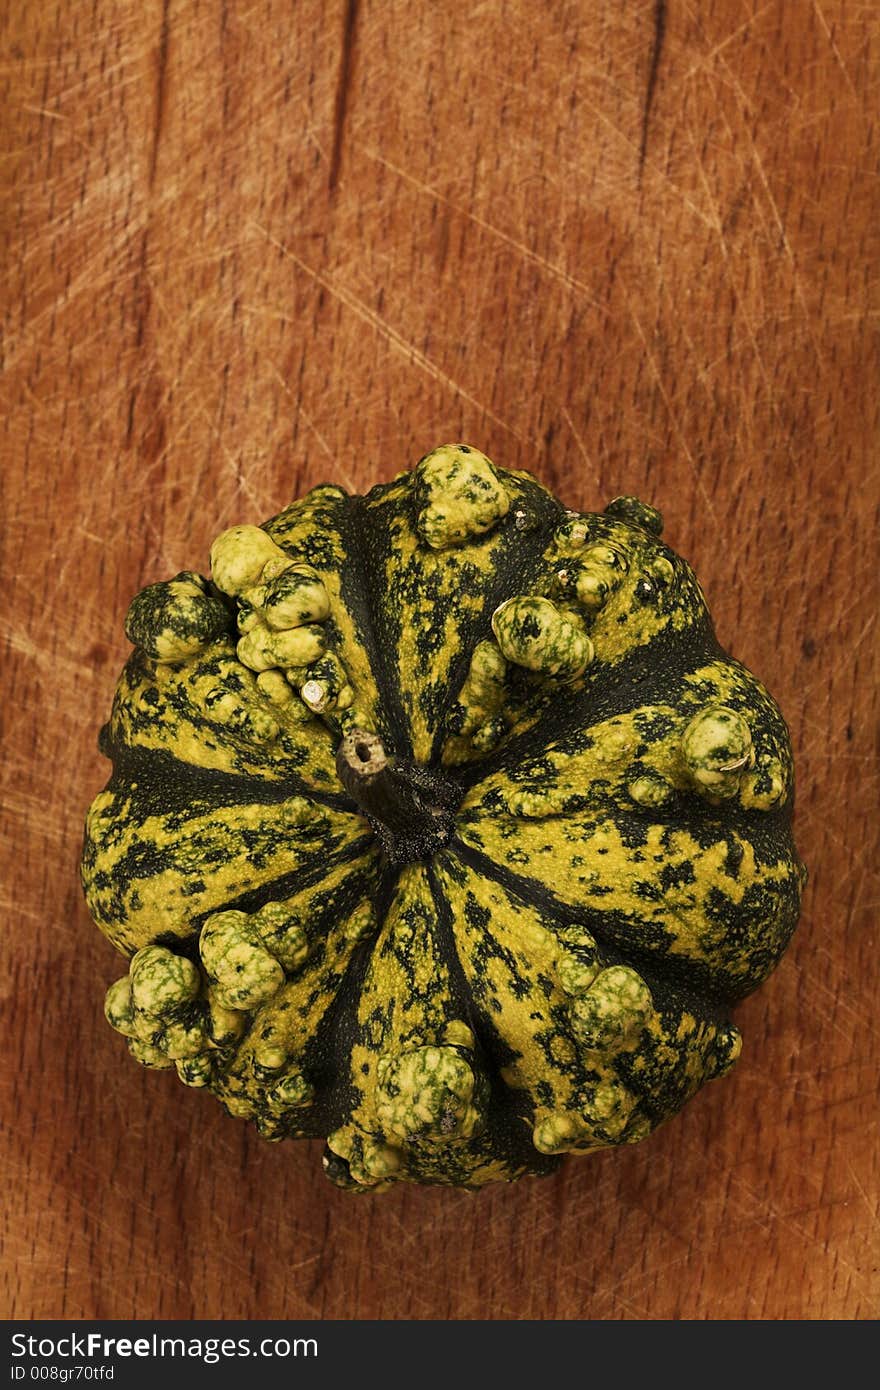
xmin=2 ymin=0 xmax=877 ymax=1321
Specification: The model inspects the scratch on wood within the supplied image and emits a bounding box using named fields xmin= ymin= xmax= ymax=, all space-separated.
xmin=126 ymin=233 xmax=151 ymax=447
xmin=149 ymin=0 xmax=172 ymax=190
xmin=328 ymin=0 xmax=360 ymax=192
xmin=128 ymin=1 xmax=172 ymax=450
xmin=639 ymin=0 xmax=667 ymax=179
xmin=623 ymin=286 xmax=718 ymax=525
xmin=361 ymin=145 xmax=609 ymax=314
xmin=682 ymin=6 xmax=768 ymax=83
xmin=252 ymin=222 xmax=524 ymax=441
xmin=812 ymin=0 xmax=858 ymax=98
xmin=266 ymin=360 xmax=359 ymax=491
xmin=561 ymin=406 xmax=600 ymax=491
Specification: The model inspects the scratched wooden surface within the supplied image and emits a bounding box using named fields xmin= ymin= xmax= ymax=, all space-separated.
xmin=2 ymin=0 xmax=877 ymax=1321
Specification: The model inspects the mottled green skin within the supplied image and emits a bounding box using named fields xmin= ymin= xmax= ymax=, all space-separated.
xmin=125 ymin=573 xmax=230 ymax=662
xmin=82 ymin=444 xmax=805 ymax=1190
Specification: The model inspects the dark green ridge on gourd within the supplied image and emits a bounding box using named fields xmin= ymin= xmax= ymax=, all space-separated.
xmin=430 ymin=852 xmax=734 ymax=1138
xmin=98 ymin=742 xmax=358 ymax=819
xmin=451 ymin=626 xmax=726 ymax=791
xmin=82 ymin=444 xmax=805 ymax=1190
xmin=450 ymin=836 xmax=799 ymax=1005
xmin=359 ymin=464 xmax=565 ymax=764
xmin=297 ymin=861 xmax=401 ymax=1133
xmin=217 ymin=856 xmax=387 ymax=1144
xmin=186 ymin=837 xmax=376 ymax=930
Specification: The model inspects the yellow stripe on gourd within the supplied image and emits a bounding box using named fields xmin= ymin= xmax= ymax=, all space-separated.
xmin=264 ymin=489 xmax=382 ymax=735
xmin=84 ymin=795 xmax=368 ymax=953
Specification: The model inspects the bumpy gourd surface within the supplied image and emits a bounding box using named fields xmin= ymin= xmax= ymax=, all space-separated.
xmin=82 ymin=445 xmax=805 ymax=1190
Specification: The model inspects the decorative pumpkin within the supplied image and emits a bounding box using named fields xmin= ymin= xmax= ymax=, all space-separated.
xmin=81 ymin=445 xmax=805 ymax=1190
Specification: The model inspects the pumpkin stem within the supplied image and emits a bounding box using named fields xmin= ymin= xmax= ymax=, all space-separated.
xmin=335 ymin=728 xmax=460 ymax=864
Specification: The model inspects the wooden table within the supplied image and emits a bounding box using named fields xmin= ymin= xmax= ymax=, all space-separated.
xmin=3 ymin=0 xmax=877 ymax=1321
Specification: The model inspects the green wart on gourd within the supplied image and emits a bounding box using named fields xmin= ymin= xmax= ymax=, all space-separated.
xmin=82 ymin=442 xmax=805 ymax=1191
